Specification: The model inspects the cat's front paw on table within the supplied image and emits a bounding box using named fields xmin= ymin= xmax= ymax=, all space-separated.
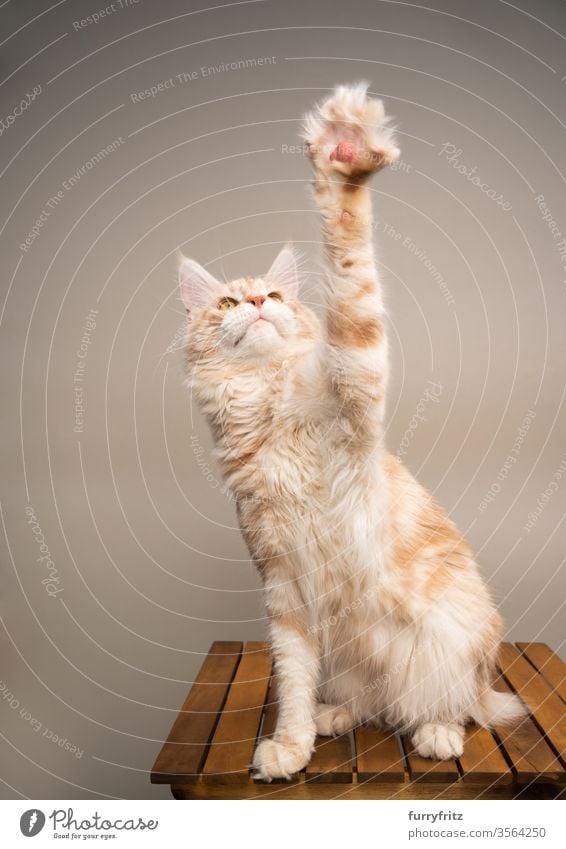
xmin=411 ymin=722 xmax=465 ymax=760
xmin=315 ymin=702 xmax=355 ymax=736
xmin=302 ymin=82 xmax=400 ymax=179
xmin=252 ymin=737 xmax=311 ymax=782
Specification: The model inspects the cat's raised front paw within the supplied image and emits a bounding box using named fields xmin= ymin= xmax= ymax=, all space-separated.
xmin=252 ymin=737 xmax=311 ymax=782
xmin=302 ymin=83 xmax=400 ymax=178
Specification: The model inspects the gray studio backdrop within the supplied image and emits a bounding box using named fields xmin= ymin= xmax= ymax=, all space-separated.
xmin=1 ymin=0 xmax=565 ymax=799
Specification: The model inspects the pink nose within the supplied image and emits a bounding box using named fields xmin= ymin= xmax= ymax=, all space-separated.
xmin=247 ymin=295 xmax=266 ymax=309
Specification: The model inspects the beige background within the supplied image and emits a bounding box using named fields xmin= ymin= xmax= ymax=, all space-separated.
xmin=1 ymin=0 xmax=565 ymax=799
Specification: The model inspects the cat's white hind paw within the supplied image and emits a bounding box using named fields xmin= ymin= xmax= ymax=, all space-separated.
xmin=302 ymin=82 xmax=400 ymax=178
xmin=315 ymin=703 xmax=355 ymax=737
xmin=252 ymin=738 xmax=311 ymax=782
xmin=411 ymin=723 xmax=464 ymax=760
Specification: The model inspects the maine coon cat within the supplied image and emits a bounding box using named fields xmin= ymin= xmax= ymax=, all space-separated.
xmin=179 ymin=84 xmax=524 ymax=781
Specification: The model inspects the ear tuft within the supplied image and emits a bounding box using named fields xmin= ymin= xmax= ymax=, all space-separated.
xmin=178 ymin=253 xmax=220 ymax=317
xmin=266 ymin=244 xmax=300 ymax=298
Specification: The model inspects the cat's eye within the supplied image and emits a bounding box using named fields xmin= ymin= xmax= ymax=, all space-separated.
xmin=217 ymin=297 xmax=238 ymax=311
xmin=268 ymin=291 xmax=283 ymax=302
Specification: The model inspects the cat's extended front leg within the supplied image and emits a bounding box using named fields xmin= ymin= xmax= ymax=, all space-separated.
xmin=302 ymin=84 xmax=399 ymax=444
xmin=253 ymin=616 xmax=319 ymax=781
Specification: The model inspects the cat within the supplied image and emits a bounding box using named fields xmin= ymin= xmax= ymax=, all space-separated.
xmin=179 ymin=83 xmax=524 ymax=781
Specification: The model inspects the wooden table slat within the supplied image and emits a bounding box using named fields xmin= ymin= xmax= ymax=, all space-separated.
xmin=355 ymin=726 xmax=406 ymax=783
xmin=491 ymin=673 xmax=565 ymax=784
xmin=202 ymin=641 xmax=272 ymax=784
xmin=516 ymin=642 xmax=566 ymax=705
xmin=306 ymin=734 xmax=353 ymax=783
xmin=459 ymin=725 xmax=512 ymax=785
xmin=150 ymin=641 xmax=242 ymax=783
xmin=498 ymin=642 xmax=566 ymax=764
xmin=401 ymin=736 xmax=460 ymax=783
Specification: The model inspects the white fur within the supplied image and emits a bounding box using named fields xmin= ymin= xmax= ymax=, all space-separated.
xmin=412 ymin=723 xmax=464 ymax=760
xmin=315 ymin=703 xmax=355 ymax=736
xmin=469 ymin=689 xmax=527 ymax=728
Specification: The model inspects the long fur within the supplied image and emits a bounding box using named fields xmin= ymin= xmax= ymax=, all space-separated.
xmin=180 ymin=84 xmax=524 ymax=779
xmin=469 ymin=689 xmax=527 ymax=728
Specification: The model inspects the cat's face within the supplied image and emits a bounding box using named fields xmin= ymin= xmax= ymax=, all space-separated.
xmin=179 ymin=246 xmax=319 ymax=364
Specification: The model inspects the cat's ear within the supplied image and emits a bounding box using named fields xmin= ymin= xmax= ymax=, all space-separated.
xmin=266 ymin=244 xmax=299 ymax=299
xmin=178 ymin=254 xmax=220 ymax=318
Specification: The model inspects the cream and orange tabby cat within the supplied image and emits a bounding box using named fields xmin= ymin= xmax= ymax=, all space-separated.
xmin=179 ymin=84 xmax=523 ymax=781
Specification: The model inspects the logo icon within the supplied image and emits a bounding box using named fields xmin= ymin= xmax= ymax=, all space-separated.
xmin=20 ymin=810 xmax=45 ymax=837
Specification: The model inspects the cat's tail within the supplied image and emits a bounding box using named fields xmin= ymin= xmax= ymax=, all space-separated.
xmin=468 ymin=688 xmax=526 ymax=728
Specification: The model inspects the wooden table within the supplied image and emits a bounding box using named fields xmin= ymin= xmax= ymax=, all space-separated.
xmin=151 ymin=640 xmax=566 ymax=799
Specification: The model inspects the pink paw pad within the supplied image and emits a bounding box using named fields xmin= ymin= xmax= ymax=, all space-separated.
xmin=330 ymin=140 xmax=356 ymax=164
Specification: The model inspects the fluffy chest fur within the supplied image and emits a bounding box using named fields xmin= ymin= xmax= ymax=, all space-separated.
xmin=202 ymin=369 xmax=393 ymax=623
xmin=210 ymin=370 xmax=376 ymax=516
